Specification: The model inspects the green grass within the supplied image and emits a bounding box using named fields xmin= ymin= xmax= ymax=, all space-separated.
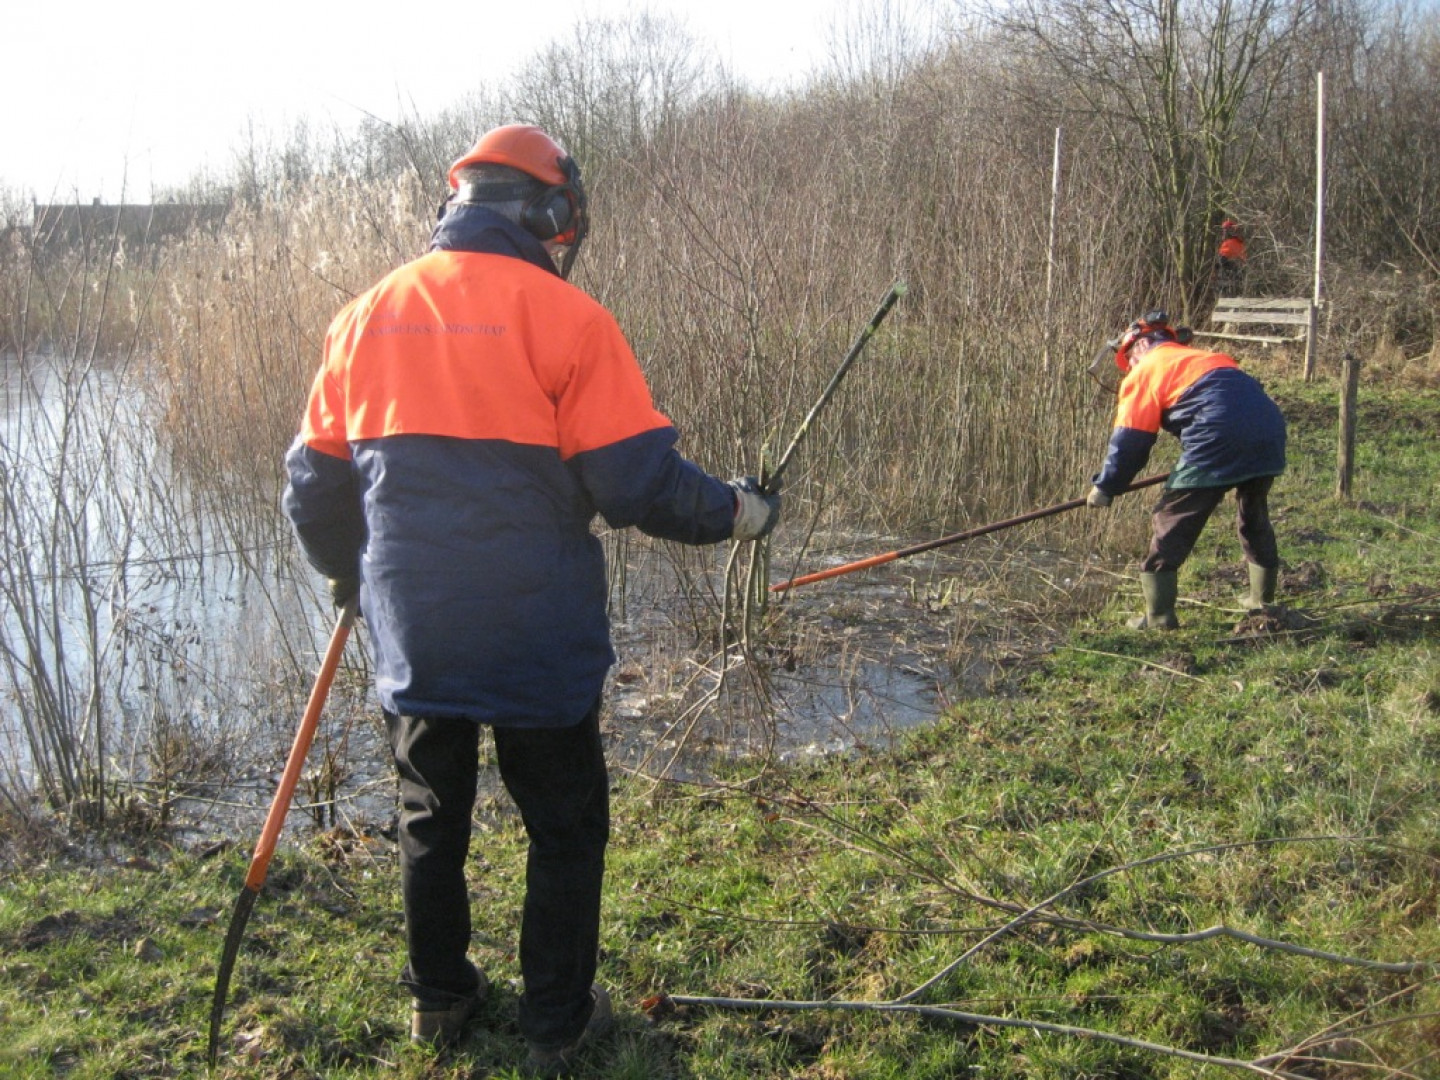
xmin=2 ymin=373 xmax=1438 ymax=1078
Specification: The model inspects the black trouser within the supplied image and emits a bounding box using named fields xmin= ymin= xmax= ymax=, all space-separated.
xmin=1216 ymin=257 xmax=1245 ymax=296
xmin=385 ymin=702 xmax=609 ymax=1048
xmin=1140 ymin=476 xmax=1278 ymax=574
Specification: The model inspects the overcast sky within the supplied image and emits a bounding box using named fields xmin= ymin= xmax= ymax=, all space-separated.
xmin=2 ymin=0 xmax=937 ymax=203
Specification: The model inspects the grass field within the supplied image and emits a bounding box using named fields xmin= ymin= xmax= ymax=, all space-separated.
xmin=1 ymin=370 xmax=1437 ymax=1078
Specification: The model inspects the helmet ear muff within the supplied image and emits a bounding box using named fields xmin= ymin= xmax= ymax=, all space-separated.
xmin=521 ymin=156 xmax=587 ymax=245
xmin=520 ymin=185 xmax=577 ymax=241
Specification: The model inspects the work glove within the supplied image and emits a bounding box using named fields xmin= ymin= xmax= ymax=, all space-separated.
xmin=729 ymin=476 xmax=782 ymax=542
xmin=1086 ymin=486 xmax=1113 ymax=509
xmin=327 ymin=576 xmax=360 ymax=609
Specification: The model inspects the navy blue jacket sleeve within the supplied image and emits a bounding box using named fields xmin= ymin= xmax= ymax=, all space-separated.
xmin=1092 ymin=427 xmax=1157 ymax=496
xmin=282 ymin=438 xmax=367 ymax=579
xmin=573 ymin=427 xmax=736 ymax=544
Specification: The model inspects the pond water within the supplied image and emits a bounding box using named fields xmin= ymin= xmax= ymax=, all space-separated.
xmin=0 ymin=351 xmax=1043 ymax=845
xmin=0 ymin=353 xmax=323 ymax=815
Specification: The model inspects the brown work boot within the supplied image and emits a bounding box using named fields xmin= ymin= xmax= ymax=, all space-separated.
xmin=524 ymin=985 xmax=614 ymax=1077
xmin=410 ymin=969 xmax=488 ymax=1047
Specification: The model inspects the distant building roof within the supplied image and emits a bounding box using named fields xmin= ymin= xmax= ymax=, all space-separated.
xmin=30 ymin=199 xmax=228 ymax=248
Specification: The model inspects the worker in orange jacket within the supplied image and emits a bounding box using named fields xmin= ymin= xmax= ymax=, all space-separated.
xmin=1215 ymin=219 xmax=1247 ymax=296
xmin=1085 ymin=311 xmax=1285 ymax=629
xmin=282 ymin=125 xmax=780 ymax=1073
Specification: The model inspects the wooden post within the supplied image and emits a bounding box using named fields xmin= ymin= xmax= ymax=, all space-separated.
xmin=1336 ymin=350 xmax=1359 ymax=500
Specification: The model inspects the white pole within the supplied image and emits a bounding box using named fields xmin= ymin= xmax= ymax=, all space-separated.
xmin=1043 ymin=126 xmax=1062 ymax=372
xmin=1306 ymin=71 xmax=1326 ymax=380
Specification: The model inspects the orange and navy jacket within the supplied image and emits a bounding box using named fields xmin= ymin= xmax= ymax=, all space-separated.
xmin=1217 ymin=236 xmax=1246 ymax=261
xmin=1092 ymin=342 xmax=1285 ymax=496
xmin=283 ymin=205 xmax=736 ymax=725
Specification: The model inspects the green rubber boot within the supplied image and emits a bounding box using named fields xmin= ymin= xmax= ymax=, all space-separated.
xmin=1246 ymin=562 xmax=1278 ymax=612
xmin=1127 ymin=570 xmax=1180 ymax=630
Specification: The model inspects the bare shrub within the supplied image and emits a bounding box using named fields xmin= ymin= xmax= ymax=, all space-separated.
xmin=0 ymin=217 xmax=337 ymax=828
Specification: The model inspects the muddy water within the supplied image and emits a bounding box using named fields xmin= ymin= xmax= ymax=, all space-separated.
xmin=164 ymin=536 xmax=1039 ymax=845
xmin=2 ymin=352 xmax=1087 ymax=844
xmin=606 ymin=557 xmax=984 ymax=772
xmin=0 ymin=354 xmax=324 ymax=821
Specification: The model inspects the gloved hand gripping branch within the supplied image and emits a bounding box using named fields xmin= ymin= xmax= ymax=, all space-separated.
xmin=729 ymin=476 xmax=782 ymax=542
xmin=1086 ymin=486 xmax=1113 ymax=508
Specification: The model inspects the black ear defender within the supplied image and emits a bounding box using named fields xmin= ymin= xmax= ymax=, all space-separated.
xmin=520 ymin=156 xmax=586 ymax=242
xmin=448 ymin=177 xmax=570 ymax=239
xmin=519 ymin=185 xmax=576 ymax=240
xmin=452 ymin=164 xmax=583 ymax=243
xmin=1140 ymin=310 xmax=1193 ymax=345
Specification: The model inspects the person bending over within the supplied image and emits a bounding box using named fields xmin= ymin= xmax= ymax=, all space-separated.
xmin=1085 ymin=310 xmax=1284 ymax=630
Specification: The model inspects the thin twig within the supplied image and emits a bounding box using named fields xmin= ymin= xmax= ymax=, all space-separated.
xmin=775 ymin=790 xmax=1437 ymax=972
xmin=662 ymin=834 xmax=1434 ymax=1080
xmin=890 ymin=836 xmax=1435 ymax=1004
xmin=660 ymin=993 xmax=1309 ymax=1078
xmin=1058 ymin=645 xmax=1208 ymax=681
xmin=1257 ymin=978 xmax=1439 ymax=1074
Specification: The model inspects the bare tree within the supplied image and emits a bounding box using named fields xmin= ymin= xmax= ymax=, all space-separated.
xmin=505 ymin=13 xmax=715 ymax=176
xmin=1002 ymin=0 xmax=1319 ymax=313
xmin=1324 ymin=2 xmax=1440 ymax=271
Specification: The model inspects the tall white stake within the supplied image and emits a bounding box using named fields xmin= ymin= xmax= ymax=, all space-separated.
xmin=1306 ymin=71 xmax=1326 ymax=380
xmin=1043 ymin=126 xmax=1062 ymax=372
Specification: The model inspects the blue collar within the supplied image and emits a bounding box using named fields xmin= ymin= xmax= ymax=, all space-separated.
xmin=428 ymin=204 xmax=559 ymax=277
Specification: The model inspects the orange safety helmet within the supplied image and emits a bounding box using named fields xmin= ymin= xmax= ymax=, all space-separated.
xmin=1109 ymin=310 xmax=1191 ymax=374
xmin=449 ymin=124 xmax=572 ymax=189
xmin=446 ymin=124 xmax=588 ymax=256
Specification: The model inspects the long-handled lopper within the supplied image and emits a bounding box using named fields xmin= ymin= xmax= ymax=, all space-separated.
xmin=770 ymin=472 xmax=1170 ymax=593
xmin=760 ymin=280 xmax=906 ymax=495
xmin=207 ymin=596 xmax=358 ymax=1066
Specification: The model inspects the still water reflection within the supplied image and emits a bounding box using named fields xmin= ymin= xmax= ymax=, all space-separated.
xmin=0 ymin=351 xmax=961 ymax=844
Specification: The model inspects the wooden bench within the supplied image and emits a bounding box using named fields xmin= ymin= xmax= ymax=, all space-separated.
xmin=1195 ymin=297 xmax=1316 ymax=347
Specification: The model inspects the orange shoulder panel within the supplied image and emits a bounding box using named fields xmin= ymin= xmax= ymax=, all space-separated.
xmin=1113 ymin=344 xmax=1237 ymax=433
xmin=300 ymin=253 xmax=671 ymax=458
xmin=299 ymin=295 xmax=364 ymax=460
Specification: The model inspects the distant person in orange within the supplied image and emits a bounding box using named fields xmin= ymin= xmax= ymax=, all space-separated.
xmin=1215 ymin=218 xmax=1247 ymax=296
